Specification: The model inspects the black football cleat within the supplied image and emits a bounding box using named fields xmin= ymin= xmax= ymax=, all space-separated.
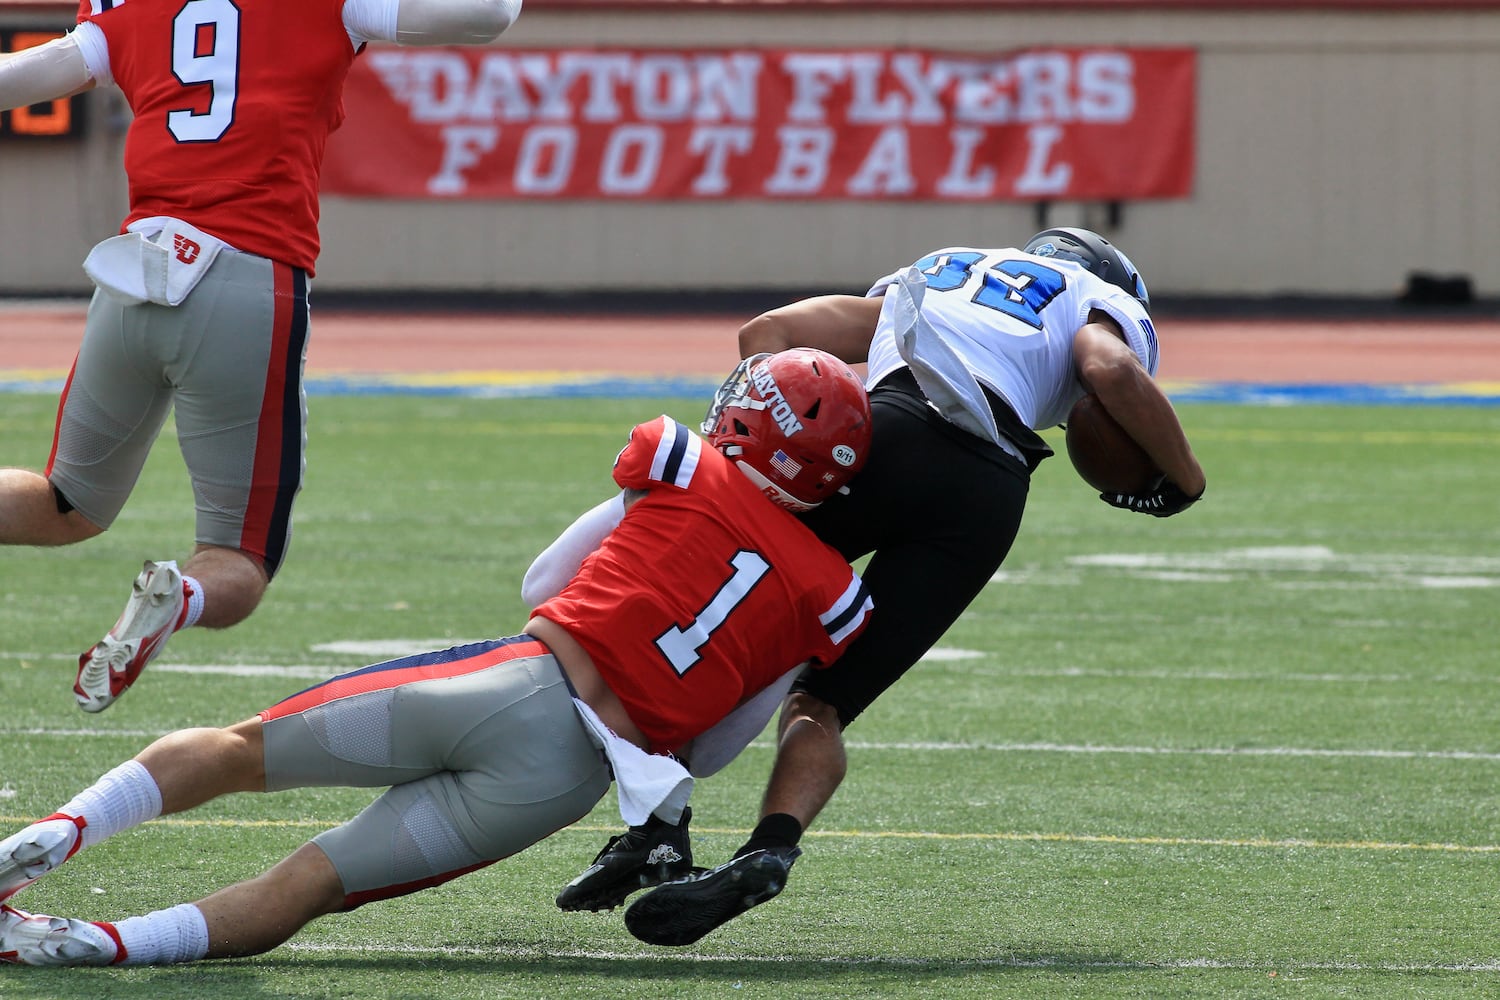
xmin=623 ymin=845 xmax=801 ymax=946
xmin=556 ymin=808 xmax=695 ymax=912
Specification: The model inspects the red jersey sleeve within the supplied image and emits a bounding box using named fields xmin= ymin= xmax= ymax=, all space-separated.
xmin=612 ymin=417 xmax=706 ymax=494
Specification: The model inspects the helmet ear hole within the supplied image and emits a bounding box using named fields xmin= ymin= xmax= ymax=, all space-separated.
xmin=804 ymin=399 xmax=821 ymax=420
xmin=733 ymin=418 xmax=750 ymax=436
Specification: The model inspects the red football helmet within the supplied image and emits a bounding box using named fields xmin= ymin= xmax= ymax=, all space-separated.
xmin=703 ymin=348 xmax=872 ymax=511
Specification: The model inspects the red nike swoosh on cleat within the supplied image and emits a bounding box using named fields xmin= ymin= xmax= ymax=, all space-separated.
xmin=111 ymin=633 xmax=169 ymax=694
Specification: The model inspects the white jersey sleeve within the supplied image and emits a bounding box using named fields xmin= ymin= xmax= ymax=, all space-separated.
xmin=520 ymin=492 xmax=626 ymax=609
xmin=68 ymin=24 xmax=111 ymax=88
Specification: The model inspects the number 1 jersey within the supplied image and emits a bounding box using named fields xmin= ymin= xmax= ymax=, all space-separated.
xmin=534 ymin=417 xmax=873 ymax=755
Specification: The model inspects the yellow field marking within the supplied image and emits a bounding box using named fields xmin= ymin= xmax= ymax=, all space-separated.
xmin=792 ymin=827 xmax=1500 ymax=854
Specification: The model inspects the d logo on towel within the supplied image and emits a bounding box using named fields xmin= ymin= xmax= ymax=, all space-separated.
xmin=173 ymin=235 xmax=202 ymax=265
xmin=83 ymin=219 xmax=226 ymax=308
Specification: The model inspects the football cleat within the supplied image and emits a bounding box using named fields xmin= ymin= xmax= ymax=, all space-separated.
xmin=75 ymin=560 xmax=186 ymax=713
xmin=0 ymin=815 xmax=85 ymax=902
xmin=623 ymin=845 xmax=801 ymax=947
xmin=0 ymin=905 xmax=119 ymax=966
xmin=556 ymin=808 xmax=696 ymax=912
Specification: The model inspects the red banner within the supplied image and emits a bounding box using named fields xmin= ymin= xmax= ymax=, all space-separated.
xmin=322 ymin=47 xmax=1195 ymax=201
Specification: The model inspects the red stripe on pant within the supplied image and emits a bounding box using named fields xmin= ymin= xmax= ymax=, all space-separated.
xmin=258 ymin=637 xmax=550 ymax=723
xmin=42 ymin=362 xmax=79 ymax=478
xmin=340 ymin=861 xmax=495 ymax=912
xmin=240 ymin=262 xmax=305 ymax=577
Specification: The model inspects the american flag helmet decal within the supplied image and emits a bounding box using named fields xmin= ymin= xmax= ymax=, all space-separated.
xmin=769 ymin=449 xmax=802 ymax=479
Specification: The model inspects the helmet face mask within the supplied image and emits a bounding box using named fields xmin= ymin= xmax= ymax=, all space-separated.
xmin=703 ymin=348 xmax=872 ymax=512
xmin=702 ymin=352 xmax=774 ymax=438
xmin=1023 ymin=226 xmax=1150 ymax=312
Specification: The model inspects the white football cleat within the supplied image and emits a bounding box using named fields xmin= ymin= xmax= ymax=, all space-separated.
xmin=0 ymin=905 xmax=118 ymax=966
xmin=0 ymin=816 xmax=84 ymax=902
xmin=75 ymin=560 xmax=186 ymax=713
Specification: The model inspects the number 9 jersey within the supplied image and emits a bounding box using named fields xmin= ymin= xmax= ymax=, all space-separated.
xmin=533 ymin=417 xmax=874 ymax=756
xmin=75 ymin=0 xmax=361 ymax=274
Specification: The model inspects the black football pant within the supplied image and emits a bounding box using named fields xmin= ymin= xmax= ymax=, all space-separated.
xmin=795 ymin=375 xmax=1032 ymax=726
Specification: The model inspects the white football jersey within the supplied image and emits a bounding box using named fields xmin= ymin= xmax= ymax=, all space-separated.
xmin=866 ymin=246 xmax=1159 ymax=433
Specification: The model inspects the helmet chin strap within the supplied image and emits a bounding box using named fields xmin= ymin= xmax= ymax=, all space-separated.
xmin=732 ymin=460 xmax=818 ymax=513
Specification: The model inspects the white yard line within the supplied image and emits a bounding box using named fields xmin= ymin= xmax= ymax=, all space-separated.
xmin=8 ymin=725 xmax=1500 ymax=762
xmin=0 ymin=815 xmax=1491 ymax=856
xmin=277 ymin=940 xmax=1500 ymax=973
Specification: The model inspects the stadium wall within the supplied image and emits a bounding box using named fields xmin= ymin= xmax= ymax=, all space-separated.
xmin=0 ymin=1 xmax=1496 ymax=300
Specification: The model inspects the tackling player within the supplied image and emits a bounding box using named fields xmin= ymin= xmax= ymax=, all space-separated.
xmin=0 ymin=349 xmax=874 ymax=967
xmin=0 ymin=0 xmax=521 ymax=714
xmin=554 ymin=229 xmax=1208 ymax=947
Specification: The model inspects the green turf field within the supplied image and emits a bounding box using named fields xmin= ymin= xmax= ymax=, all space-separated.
xmin=2 ymin=393 xmax=1498 ymax=999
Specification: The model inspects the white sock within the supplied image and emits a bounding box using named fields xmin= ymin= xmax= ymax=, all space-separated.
xmin=180 ymin=574 xmax=205 ymax=629
xmin=57 ymin=760 xmax=163 ymax=849
xmin=112 ymin=903 xmax=210 ymax=965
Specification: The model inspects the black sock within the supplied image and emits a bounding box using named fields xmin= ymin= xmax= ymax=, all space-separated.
xmin=734 ymin=813 xmax=803 ymax=858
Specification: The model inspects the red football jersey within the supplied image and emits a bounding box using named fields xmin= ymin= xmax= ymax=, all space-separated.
xmin=535 ymin=417 xmax=873 ymax=755
xmin=77 ymin=0 xmax=356 ymax=273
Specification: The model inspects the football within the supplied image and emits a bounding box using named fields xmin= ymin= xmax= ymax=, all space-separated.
xmin=1064 ymin=393 xmax=1163 ymax=494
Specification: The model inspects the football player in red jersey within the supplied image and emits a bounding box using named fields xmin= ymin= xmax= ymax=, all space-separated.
xmin=0 ymin=349 xmax=874 ymax=968
xmin=0 ymin=0 xmax=521 ymax=713
xmin=561 ymin=232 xmax=1207 ymax=948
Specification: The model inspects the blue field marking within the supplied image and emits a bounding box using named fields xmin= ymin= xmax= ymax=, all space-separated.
xmin=306 ymin=373 xmax=726 ymax=399
xmin=3 ymin=371 xmax=1500 ymax=405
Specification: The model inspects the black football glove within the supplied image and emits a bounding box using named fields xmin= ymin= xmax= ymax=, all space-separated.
xmin=1100 ymin=480 xmax=1203 ymax=517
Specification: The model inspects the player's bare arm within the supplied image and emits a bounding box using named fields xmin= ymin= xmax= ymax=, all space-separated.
xmin=738 ymin=295 xmax=884 ymax=364
xmin=1073 ymin=312 xmax=1205 ymax=499
xmin=0 ymin=35 xmax=94 ymax=112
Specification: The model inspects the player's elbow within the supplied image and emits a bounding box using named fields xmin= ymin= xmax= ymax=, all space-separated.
xmin=737 ymin=312 xmax=794 ymax=358
xmin=454 ymin=0 xmax=520 ymax=43
xmin=397 ymin=0 xmax=521 ymax=45
xmin=519 ymin=561 xmax=557 ymax=609
xmin=470 ymin=0 xmax=521 ymax=42
xmin=1078 ymin=349 xmax=1147 ymax=401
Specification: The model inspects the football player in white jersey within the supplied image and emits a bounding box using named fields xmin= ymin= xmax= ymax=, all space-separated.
xmin=558 ymin=228 xmax=1206 ymax=948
